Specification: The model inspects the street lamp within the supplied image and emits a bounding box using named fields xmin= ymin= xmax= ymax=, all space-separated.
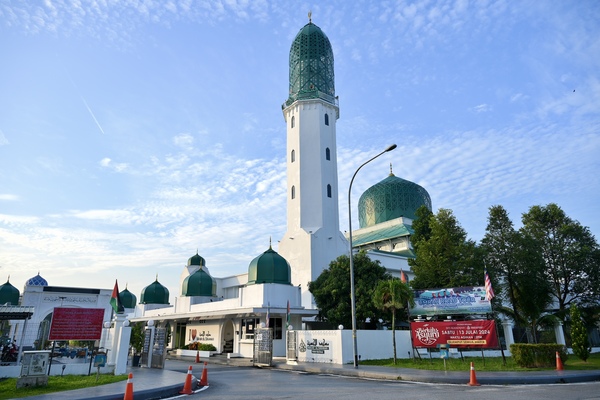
xmin=348 ymin=144 xmax=397 ymax=368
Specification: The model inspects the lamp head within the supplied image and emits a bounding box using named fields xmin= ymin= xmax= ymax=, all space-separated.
xmin=386 ymin=144 xmax=397 ymax=152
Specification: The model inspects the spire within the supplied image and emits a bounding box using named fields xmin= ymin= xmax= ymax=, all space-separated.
xmin=389 ymin=163 xmax=394 ymax=176
xmin=269 ymin=236 xmax=273 ymax=249
xmin=308 ymin=10 xmax=312 ymax=24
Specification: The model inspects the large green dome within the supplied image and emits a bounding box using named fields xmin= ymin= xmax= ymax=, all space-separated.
xmin=0 ymin=278 xmax=19 ymax=306
xmin=182 ymin=268 xmax=215 ymax=297
xmin=285 ymin=18 xmax=335 ymax=107
xmin=358 ymin=172 xmax=432 ymax=228
xmin=248 ymin=246 xmax=291 ymax=285
xmin=140 ymin=277 xmax=169 ymax=305
xmin=119 ymin=287 xmax=137 ymax=309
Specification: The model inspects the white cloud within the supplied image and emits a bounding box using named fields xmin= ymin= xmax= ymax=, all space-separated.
xmin=0 ymin=194 xmax=18 ymax=201
xmin=472 ymin=103 xmax=491 ymax=113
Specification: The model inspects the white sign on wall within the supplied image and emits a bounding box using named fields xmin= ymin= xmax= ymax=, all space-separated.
xmin=296 ymin=330 xmax=340 ymax=363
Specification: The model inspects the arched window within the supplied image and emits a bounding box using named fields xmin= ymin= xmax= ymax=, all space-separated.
xmin=325 ymin=147 xmax=331 ymax=161
xmin=324 ymin=113 xmax=329 ymax=126
xmin=327 ymin=184 xmax=332 ymax=198
xmin=291 ymin=186 xmax=295 ymax=199
xmin=291 ymin=149 xmax=295 ymax=163
xmin=291 ymin=116 xmax=295 ymax=128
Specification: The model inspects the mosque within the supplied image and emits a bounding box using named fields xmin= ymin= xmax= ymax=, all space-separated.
xmin=0 ymin=16 xmax=431 ymax=360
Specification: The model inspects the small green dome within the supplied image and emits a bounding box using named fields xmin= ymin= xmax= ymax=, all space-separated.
xmin=187 ymin=251 xmax=205 ymax=267
xmin=248 ymin=245 xmax=291 ymax=285
xmin=182 ymin=268 xmax=215 ymax=297
xmin=119 ymin=287 xmax=137 ymax=309
xmin=358 ymin=172 xmax=432 ymax=228
xmin=285 ymin=18 xmax=335 ymax=107
xmin=0 ymin=278 xmax=19 ymax=305
xmin=140 ymin=277 xmax=169 ymax=305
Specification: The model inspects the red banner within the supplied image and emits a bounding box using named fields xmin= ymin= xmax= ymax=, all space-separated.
xmin=49 ymin=307 xmax=105 ymax=341
xmin=411 ymin=320 xmax=498 ymax=348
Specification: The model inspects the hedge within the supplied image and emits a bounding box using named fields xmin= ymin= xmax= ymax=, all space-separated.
xmin=510 ymin=343 xmax=567 ymax=368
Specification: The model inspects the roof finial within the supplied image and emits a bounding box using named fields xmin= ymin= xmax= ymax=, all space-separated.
xmin=269 ymin=236 xmax=272 ymax=249
xmin=155 ymin=273 xmax=159 ymax=281
xmin=308 ymin=11 xmax=312 ymax=24
xmin=390 ymin=162 xmax=394 ymax=176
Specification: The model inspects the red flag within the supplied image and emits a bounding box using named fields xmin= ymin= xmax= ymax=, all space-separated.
xmin=110 ymin=280 xmax=124 ymax=314
xmin=400 ymin=270 xmax=408 ymax=284
xmin=484 ymin=268 xmax=495 ymax=301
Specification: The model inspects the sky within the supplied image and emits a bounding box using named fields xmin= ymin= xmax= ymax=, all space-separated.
xmin=1 ymin=0 xmax=599 ymax=304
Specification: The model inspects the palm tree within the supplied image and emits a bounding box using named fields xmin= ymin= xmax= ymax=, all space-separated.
xmin=373 ymin=278 xmax=415 ymax=364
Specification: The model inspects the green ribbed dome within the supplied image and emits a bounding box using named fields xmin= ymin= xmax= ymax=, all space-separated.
xmin=285 ymin=18 xmax=335 ymax=107
xmin=119 ymin=287 xmax=137 ymax=309
xmin=0 ymin=278 xmax=19 ymax=306
xmin=182 ymin=268 xmax=215 ymax=297
xmin=187 ymin=251 xmax=205 ymax=267
xmin=358 ymin=173 xmax=432 ymax=228
xmin=248 ymin=246 xmax=291 ymax=285
xmin=140 ymin=277 xmax=169 ymax=305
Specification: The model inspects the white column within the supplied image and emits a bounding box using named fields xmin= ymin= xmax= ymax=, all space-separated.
xmin=502 ymin=320 xmax=514 ymax=349
xmin=554 ymin=320 xmax=566 ymax=345
xmin=114 ymin=318 xmax=131 ymax=375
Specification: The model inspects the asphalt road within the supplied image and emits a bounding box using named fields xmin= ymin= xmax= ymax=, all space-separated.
xmin=165 ymin=360 xmax=600 ymax=400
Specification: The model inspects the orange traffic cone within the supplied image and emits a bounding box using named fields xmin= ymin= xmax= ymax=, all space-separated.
xmin=199 ymin=361 xmax=209 ymax=386
xmin=180 ymin=366 xmax=194 ymax=395
xmin=195 ymin=350 xmax=200 ymax=363
xmin=123 ymin=373 xmax=134 ymax=400
xmin=556 ymin=351 xmax=564 ymax=371
xmin=467 ymin=362 xmax=480 ymax=386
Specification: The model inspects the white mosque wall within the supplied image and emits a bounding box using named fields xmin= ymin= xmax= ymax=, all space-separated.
xmin=365 ymin=250 xmax=413 ymax=280
xmin=293 ymin=329 xmax=413 ymax=364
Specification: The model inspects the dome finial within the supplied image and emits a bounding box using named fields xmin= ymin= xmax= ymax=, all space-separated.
xmin=308 ymin=10 xmax=312 ymax=24
xmin=389 ymin=163 xmax=394 ymax=176
xmin=269 ymin=236 xmax=272 ymax=249
xmin=155 ymin=273 xmax=159 ymax=281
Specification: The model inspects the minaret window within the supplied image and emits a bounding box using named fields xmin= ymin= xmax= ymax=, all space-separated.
xmin=291 ymin=116 xmax=295 ymax=128
xmin=325 ymin=147 xmax=330 ymax=160
xmin=291 ymin=186 xmax=296 ymax=199
xmin=327 ymin=184 xmax=332 ymax=198
xmin=291 ymin=149 xmax=295 ymax=163
xmin=324 ymin=113 xmax=329 ymax=126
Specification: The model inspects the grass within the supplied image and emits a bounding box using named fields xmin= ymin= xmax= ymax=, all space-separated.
xmin=0 ymin=374 xmax=128 ymax=399
xmin=359 ymin=351 xmax=600 ymax=372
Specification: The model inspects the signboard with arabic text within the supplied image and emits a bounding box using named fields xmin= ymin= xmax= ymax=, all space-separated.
xmin=410 ymin=286 xmax=492 ymax=316
xmin=411 ymin=320 xmax=498 ymax=349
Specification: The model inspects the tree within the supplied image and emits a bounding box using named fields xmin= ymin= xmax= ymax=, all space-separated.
xmin=481 ymin=205 xmax=553 ymax=342
xmin=521 ymin=203 xmax=600 ymax=317
xmin=308 ymin=251 xmax=390 ymax=329
xmin=373 ymin=278 xmax=414 ymax=364
xmin=409 ymin=208 xmax=481 ymax=289
xmin=570 ymin=304 xmax=590 ymax=362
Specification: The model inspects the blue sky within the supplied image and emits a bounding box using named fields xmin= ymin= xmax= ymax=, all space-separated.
xmin=1 ymin=1 xmax=599 ymax=303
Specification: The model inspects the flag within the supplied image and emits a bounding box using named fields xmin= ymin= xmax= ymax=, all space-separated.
xmin=110 ymin=280 xmax=125 ymax=314
xmin=400 ymin=270 xmax=408 ymax=284
xmin=266 ymin=302 xmax=270 ymax=328
xmin=286 ymin=300 xmax=290 ymax=328
xmin=484 ymin=268 xmax=495 ymax=301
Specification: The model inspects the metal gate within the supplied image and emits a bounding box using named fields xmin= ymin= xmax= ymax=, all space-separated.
xmin=286 ymin=330 xmax=297 ymax=362
xmin=253 ymin=327 xmax=273 ymax=367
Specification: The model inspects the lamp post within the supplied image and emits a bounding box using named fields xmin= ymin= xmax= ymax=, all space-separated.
xmin=348 ymin=144 xmax=397 ymax=368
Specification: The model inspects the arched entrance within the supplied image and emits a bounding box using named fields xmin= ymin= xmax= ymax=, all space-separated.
xmin=222 ymin=320 xmax=235 ymax=354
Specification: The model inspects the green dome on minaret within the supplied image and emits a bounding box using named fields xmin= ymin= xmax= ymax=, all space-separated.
xmin=248 ymin=242 xmax=292 ymax=285
xmin=0 ymin=277 xmax=19 ymax=306
xmin=182 ymin=267 xmax=215 ymax=297
xmin=358 ymin=168 xmax=432 ymax=228
xmin=140 ymin=276 xmax=169 ymax=305
xmin=119 ymin=286 xmax=137 ymax=309
xmin=285 ymin=13 xmax=335 ymax=107
xmin=187 ymin=251 xmax=205 ymax=267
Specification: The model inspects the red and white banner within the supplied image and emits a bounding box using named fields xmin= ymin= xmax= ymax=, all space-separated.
xmin=411 ymin=320 xmax=498 ymax=349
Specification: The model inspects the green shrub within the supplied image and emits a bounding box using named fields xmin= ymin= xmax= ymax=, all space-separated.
xmin=510 ymin=343 xmax=567 ymax=368
xmin=182 ymin=342 xmax=217 ymax=351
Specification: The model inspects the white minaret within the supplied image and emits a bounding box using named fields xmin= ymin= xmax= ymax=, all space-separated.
xmin=278 ymin=15 xmax=348 ymax=309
